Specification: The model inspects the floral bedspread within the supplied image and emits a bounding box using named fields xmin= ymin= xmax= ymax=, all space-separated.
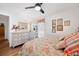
xmin=18 ymin=37 xmax=64 ymax=56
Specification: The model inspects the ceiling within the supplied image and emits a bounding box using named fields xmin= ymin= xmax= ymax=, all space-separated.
xmin=0 ymin=3 xmax=79 ymax=20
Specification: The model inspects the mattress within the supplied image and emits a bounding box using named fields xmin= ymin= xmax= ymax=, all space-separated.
xmin=18 ymin=36 xmax=64 ymax=56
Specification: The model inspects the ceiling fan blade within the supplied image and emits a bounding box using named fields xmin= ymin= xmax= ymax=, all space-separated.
xmin=35 ymin=3 xmax=42 ymax=6
xmin=25 ymin=6 xmax=35 ymax=9
xmin=40 ymin=8 xmax=44 ymax=14
xmin=40 ymin=3 xmax=43 ymax=5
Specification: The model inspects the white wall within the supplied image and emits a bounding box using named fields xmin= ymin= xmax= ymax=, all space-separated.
xmin=45 ymin=7 xmax=79 ymax=38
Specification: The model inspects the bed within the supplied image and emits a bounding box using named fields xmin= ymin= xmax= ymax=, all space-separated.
xmin=18 ymin=36 xmax=64 ymax=56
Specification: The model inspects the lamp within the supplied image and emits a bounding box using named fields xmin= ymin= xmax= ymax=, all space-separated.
xmin=35 ymin=6 xmax=41 ymax=11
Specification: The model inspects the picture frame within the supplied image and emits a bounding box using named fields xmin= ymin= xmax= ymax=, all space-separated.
xmin=52 ymin=26 xmax=56 ymax=33
xmin=57 ymin=18 xmax=63 ymax=31
xmin=57 ymin=18 xmax=63 ymax=25
xmin=18 ymin=22 xmax=28 ymax=29
xmin=52 ymin=19 xmax=56 ymax=25
xmin=64 ymin=20 xmax=70 ymax=26
xmin=52 ymin=19 xmax=56 ymax=33
xmin=57 ymin=25 xmax=63 ymax=31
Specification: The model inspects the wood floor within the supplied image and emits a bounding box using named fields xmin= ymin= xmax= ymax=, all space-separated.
xmin=0 ymin=36 xmax=22 ymax=56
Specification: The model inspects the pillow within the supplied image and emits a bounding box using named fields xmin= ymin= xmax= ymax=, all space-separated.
xmin=56 ymin=33 xmax=79 ymax=55
xmin=65 ymin=33 xmax=79 ymax=47
xmin=64 ymin=33 xmax=77 ymax=41
xmin=56 ymin=40 xmax=66 ymax=49
xmin=64 ymin=42 xmax=79 ymax=56
xmin=64 ymin=33 xmax=79 ymax=56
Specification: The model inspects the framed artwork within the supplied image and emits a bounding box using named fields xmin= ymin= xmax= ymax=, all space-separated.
xmin=57 ymin=18 xmax=63 ymax=25
xmin=52 ymin=19 xmax=56 ymax=32
xmin=18 ymin=22 xmax=28 ymax=29
xmin=57 ymin=25 xmax=63 ymax=31
xmin=64 ymin=20 xmax=70 ymax=26
xmin=52 ymin=26 xmax=56 ymax=33
xmin=52 ymin=19 xmax=56 ymax=25
xmin=57 ymin=18 xmax=63 ymax=31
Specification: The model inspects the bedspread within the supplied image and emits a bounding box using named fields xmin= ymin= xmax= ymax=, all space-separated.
xmin=18 ymin=37 xmax=64 ymax=56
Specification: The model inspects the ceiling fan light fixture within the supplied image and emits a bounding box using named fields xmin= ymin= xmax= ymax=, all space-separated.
xmin=35 ymin=6 xmax=41 ymax=11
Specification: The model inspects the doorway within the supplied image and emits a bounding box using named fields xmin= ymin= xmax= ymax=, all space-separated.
xmin=0 ymin=23 xmax=5 ymax=40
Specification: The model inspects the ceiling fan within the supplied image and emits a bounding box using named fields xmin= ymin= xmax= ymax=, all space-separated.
xmin=25 ymin=3 xmax=44 ymax=14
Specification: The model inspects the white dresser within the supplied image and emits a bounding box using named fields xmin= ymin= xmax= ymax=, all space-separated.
xmin=11 ymin=31 xmax=29 ymax=47
xmin=10 ymin=30 xmax=38 ymax=48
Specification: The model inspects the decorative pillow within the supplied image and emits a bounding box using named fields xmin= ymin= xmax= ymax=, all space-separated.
xmin=56 ymin=40 xmax=66 ymax=49
xmin=64 ymin=33 xmax=77 ymax=41
xmin=65 ymin=33 xmax=79 ymax=46
xmin=64 ymin=33 xmax=79 ymax=56
xmin=64 ymin=42 xmax=79 ymax=56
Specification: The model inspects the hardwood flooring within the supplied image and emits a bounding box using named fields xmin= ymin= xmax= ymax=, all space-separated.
xmin=0 ymin=36 xmax=23 ymax=56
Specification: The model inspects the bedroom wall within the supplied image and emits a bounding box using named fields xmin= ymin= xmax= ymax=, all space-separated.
xmin=45 ymin=7 xmax=79 ymax=38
